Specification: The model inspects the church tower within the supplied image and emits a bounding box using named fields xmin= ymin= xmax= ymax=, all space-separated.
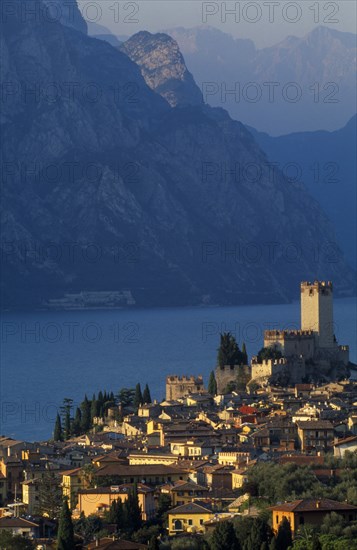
xmin=301 ymin=281 xmax=334 ymax=348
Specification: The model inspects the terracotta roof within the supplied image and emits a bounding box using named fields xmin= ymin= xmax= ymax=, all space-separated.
xmin=94 ymin=463 xmax=187 ymax=477
xmin=278 ymin=455 xmax=324 ymax=466
xmin=297 ymin=420 xmax=334 ymax=429
xmin=170 ymin=502 xmax=212 ymax=514
xmin=270 ymin=498 xmax=357 ymax=513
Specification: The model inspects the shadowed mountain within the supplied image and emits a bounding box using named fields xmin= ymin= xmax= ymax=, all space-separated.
xmin=1 ymin=13 xmax=355 ymax=309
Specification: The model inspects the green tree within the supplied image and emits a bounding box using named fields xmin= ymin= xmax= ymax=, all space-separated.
xmin=142 ymin=383 xmax=152 ymax=404
xmin=124 ymin=484 xmax=142 ymax=532
xmin=54 ymin=413 xmax=63 ymax=442
xmin=118 ymin=387 xmax=135 ymax=408
xmin=71 ymin=407 xmax=82 ymax=436
xmin=80 ymin=395 xmax=91 ymax=432
xmin=311 ymin=534 xmax=322 ymax=550
xmin=90 ymin=394 xmax=98 ymax=422
xmin=242 ymin=342 xmax=248 ymax=364
xmin=217 ymin=333 xmax=245 ymax=367
xmin=211 ymin=521 xmax=240 ymax=550
xmin=148 ymin=535 xmax=160 ymax=550
xmin=57 ymin=498 xmax=75 ymax=550
xmin=134 ymin=383 xmax=143 ymax=409
xmin=275 ymin=517 xmax=292 ymax=550
xmin=208 ymin=371 xmax=218 ymax=395
xmin=257 ymin=346 xmax=282 ymax=363
xmin=0 ymin=531 xmax=34 ymax=549
xmin=37 ymin=471 xmax=62 ymax=518
xmin=60 ymin=398 xmax=73 ymax=440
xmin=74 ymin=513 xmax=103 ymax=544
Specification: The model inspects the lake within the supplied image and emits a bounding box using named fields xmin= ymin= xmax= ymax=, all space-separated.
xmin=1 ymin=298 xmax=356 ymax=441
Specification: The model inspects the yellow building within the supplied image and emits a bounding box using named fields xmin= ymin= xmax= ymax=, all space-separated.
xmin=0 ymin=473 xmax=7 ymax=507
xmin=61 ymin=468 xmax=85 ymax=509
xmin=231 ymin=469 xmax=248 ymax=490
xmin=168 ymin=502 xmax=213 ymax=535
xmin=270 ymin=498 xmax=357 ymax=535
xmin=128 ymin=452 xmax=177 ymax=466
xmin=161 ymin=480 xmax=209 ymax=506
xmin=76 ymin=484 xmax=155 ymax=521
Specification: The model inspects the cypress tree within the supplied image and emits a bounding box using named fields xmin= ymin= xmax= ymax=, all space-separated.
xmin=72 ymin=407 xmax=82 ymax=436
xmin=142 ymin=383 xmax=152 ymax=404
xmin=54 ymin=414 xmax=63 ymax=442
xmin=208 ymin=371 xmax=218 ymax=395
xmin=133 ymin=383 xmax=143 ymax=409
xmin=57 ymin=498 xmax=75 ymax=550
xmin=124 ymin=484 xmax=142 ymax=531
xmin=80 ymin=395 xmax=91 ymax=432
xmin=64 ymin=410 xmax=71 ymax=440
xmin=242 ymin=342 xmax=248 ymax=364
xmin=90 ymin=394 xmax=98 ymax=422
xmin=275 ymin=517 xmax=292 ymax=550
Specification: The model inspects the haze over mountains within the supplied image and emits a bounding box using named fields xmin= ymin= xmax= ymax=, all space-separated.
xmin=1 ymin=2 xmax=355 ymax=309
xmin=166 ymin=26 xmax=357 ymax=135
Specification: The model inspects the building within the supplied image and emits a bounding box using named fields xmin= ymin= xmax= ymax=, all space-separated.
xmin=215 ymin=365 xmax=250 ymax=394
xmin=270 ymin=498 xmax=357 ymax=535
xmin=168 ymin=502 xmax=213 ymax=535
xmin=297 ymin=420 xmax=334 ymax=452
xmin=0 ymin=517 xmax=39 ymax=538
xmin=333 ymin=435 xmax=357 ymax=458
xmin=166 ymin=376 xmax=204 ymax=401
xmin=61 ymin=468 xmax=85 ymax=509
xmin=76 ymin=484 xmax=155 ymax=521
xmin=231 ymin=469 xmax=249 ymax=489
xmin=161 ymin=480 xmax=209 ymax=506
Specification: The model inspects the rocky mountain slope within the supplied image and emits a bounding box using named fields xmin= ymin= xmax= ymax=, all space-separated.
xmin=1 ymin=8 xmax=354 ymax=308
xmin=167 ymin=26 xmax=356 ymax=134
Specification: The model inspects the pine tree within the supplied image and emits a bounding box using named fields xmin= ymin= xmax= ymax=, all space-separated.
xmin=80 ymin=395 xmax=91 ymax=432
xmin=54 ymin=413 xmax=63 ymax=442
xmin=142 ymin=383 xmax=152 ymax=404
xmin=133 ymin=383 xmax=143 ymax=409
xmin=57 ymin=498 xmax=75 ymax=550
xmin=275 ymin=517 xmax=292 ymax=550
xmin=208 ymin=371 xmax=217 ymax=395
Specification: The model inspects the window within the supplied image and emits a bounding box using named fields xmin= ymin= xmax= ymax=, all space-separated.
xmin=299 ymin=516 xmax=304 ymax=525
xmin=276 ymin=515 xmax=279 ymax=524
xmin=200 ymin=519 xmax=204 ymax=525
xmin=188 ymin=519 xmax=193 ymax=525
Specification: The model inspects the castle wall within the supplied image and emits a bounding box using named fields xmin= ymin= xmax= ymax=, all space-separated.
xmin=166 ymin=376 xmax=204 ymax=401
xmin=264 ymin=331 xmax=315 ymax=359
xmin=215 ymin=365 xmax=250 ymax=394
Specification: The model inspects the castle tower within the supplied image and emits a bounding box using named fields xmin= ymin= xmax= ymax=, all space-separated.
xmin=301 ymin=281 xmax=334 ymax=348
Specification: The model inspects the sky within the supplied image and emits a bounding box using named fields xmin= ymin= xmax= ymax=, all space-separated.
xmin=79 ymin=0 xmax=357 ymax=47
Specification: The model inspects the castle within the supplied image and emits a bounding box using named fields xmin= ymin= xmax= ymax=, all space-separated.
xmin=251 ymin=281 xmax=350 ymax=384
xmin=166 ymin=375 xmax=204 ymax=401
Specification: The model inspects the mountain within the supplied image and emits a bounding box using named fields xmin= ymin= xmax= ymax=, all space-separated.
xmin=249 ymin=115 xmax=357 ymax=266
xmin=86 ymin=21 xmax=124 ymax=47
xmin=166 ymin=26 xmax=357 ymax=135
xmin=1 ymin=9 xmax=354 ymax=309
xmin=121 ymin=31 xmax=203 ymax=107
xmin=42 ymin=0 xmax=87 ymax=34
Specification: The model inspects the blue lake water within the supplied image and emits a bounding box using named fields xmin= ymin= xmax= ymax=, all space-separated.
xmin=1 ymin=298 xmax=356 ymax=441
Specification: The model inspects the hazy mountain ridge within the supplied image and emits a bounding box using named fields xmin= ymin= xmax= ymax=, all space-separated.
xmin=166 ymin=25 xmax=357 ymax=134
xmin=249 ymin=115 xmax=357 ymax=266
xmin=1 ymin=9 xmax=355 ymax=308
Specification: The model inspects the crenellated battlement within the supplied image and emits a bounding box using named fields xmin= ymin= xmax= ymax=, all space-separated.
xmin=166 ymin=375 xmax=203 ymax=383
xmin=301 ymin=281 xmax=333 ymax=290
xmin=265 ymin=330 xmax=315 ymax=339
xmin=251 ymin=356 xmax=288 ymax=366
